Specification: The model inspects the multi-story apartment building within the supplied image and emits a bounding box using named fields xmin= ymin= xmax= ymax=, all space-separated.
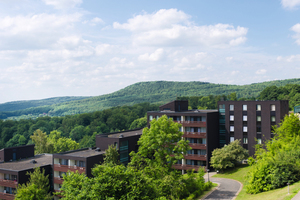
xmin=53 ymin=147 xmax=104 ymax=198
xmin=218 ymin=100 xmax=289 ymax=156
xmin=0 ymin=145 xmax=52 ymax=200
xmin=147 ymin=100 xmax=219 ymax=172
xmin=96 ymin=128 xmax=143 ymax=165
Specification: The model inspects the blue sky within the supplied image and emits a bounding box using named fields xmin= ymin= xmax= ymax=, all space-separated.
xmin=0 ymin=0 xmax=300 ymax=103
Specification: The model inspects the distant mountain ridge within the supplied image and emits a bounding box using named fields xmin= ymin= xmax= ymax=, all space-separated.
xmin=1 ymin=78 xmax=300 ymax=120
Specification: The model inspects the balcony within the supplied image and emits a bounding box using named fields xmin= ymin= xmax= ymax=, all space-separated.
xmin=54 ymin=164 xmax=85 ymax=174
xmin=54 ymin=177 xmax=64 ymax=185
xmin=0 ymin=192 xmax=15 ymax=200
xmin=172 ymin=164 xmax=205 ymax=171
xmin=174 ymin=121 xmax=206 ymax=127
xmin=54 ymin=190 xmax=64 ymax=198
xmin=183 ymin=132 xmax=206 ymax=138
xmin=0 ymin=179 xmax=18 ymax=188
xmin=184 ymin=154 xmax=207 ymax=161
xmin=188 ymin=143 xmax=206 ymax=150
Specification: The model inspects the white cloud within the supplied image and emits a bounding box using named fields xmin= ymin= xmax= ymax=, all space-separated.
xmin=291 ymin=23 xmax=300 ymax=45
xmin=83 ymin=17 xmax=105 ymax=26
xmin=113 ymin=9 xmax=248 ymax=48
xmin=42 ymin=0 xmax=82 ymax=9
xmin=256 ymin=69 xmax=267 ymax=75
xmin=281 ymin=0 xmax=300 ymax=9
xmin=138 ymin=48 xmax=165 ymax=61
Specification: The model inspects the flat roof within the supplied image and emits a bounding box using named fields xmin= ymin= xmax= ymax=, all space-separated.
xmin=0 ymin=154 xmax=52 ymax=172
xmin=148 ymin=109 xmax=218 ymax=114
xmin=58 ymin=148 xmax=105 ymax=157
xmin=108 ymin=128 xmax=143 ymax=138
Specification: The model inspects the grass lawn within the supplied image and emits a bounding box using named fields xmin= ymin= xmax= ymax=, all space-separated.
xmin=213 ymin=164 xmax=300 ymax=200
xmin=197 ymin=183 xmax=218 ymax=200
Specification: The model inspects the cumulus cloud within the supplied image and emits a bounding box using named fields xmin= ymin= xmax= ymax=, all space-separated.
xmin=113 ymin=9 xmax=248 ymax=48
xmin=256 ymin=69 xmax=267 ymax=74
xmin=83 ymin=17 xmax=105 ymax=26
xmin=42 ymin=0 xmax=82 ymax=9
xmin=281 ymin=0 xmax=300 ymax=9
xmin=138 ymin=48 xmax=165 ymax=61
xmin=291 ymin=23 xmax=300 ymax=45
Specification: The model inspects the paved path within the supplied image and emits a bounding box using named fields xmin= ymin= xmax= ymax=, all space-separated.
xmin=203 ymin=173 xmax=242 ymax=200
xmin=292 ymin=191 xmax=300 ymax=200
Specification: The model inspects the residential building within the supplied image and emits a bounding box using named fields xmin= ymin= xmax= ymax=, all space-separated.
xmin=218 ymin=100 xmax=289 ymax=156
xmin=96 ymin=128 xmax=143 ymax=165
xmin=53 ymin=147 xmax=104 ymax=198
xmin=0 ymin=145 xmax=52 ymax=200
xmin=147 ymin=100 xmax=219 ymax=172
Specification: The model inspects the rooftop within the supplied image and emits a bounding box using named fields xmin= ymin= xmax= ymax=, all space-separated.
xmin=58 ymin=148 xmax=105 ymax=157
xmin=97 ymin=128 xmax=143 ymax=138
xmin=0 ymin=154 xmax=52 ymax=171
xmin=148 ymin=109 xmax=218 ymax=114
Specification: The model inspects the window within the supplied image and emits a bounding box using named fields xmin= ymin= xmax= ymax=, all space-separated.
xmin=271 ymin=104 xmax=276 ymax=111
xmin=230 ymin=136 xmax=234 ymax=143
xmin=60 ymin=159 xmax=68 ymax=165
xmin=256 ymin=104 xmax=261 ymax=111
xmin=257 ymin=138 xmax=262 ymax=144
xmin=156 ymin=116 xmax=159 ymax=120
xmin=271 ymin=116 xmax=276 ymax=122
xmin=243 ymin=126 xmax=248 ymax=132
xmin=230 ymin=115 xmax=234 ymax=121
xmin=243 ymin=137 xmax=248 ymax=144
xmin=200 ymin=127 xmax=206 ymax=133
xmin=257 ymin=126 xmax=261 ymax=132
xmin=243 ymin=115 xmax=247 ymax=121
xmin=243 ymin=105 xmax=247 ymax=111
xmin=257 ymin=116 xmax=261 ymax=122
xmin=149 ymin=115 xmax=153 ymax=121
xmin=229 ymin=105 xmax=234 ymax=111
xmin=230 ymin=126 xmax=234 ymax=132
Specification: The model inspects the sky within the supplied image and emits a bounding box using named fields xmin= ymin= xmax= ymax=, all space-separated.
xmin=1 ymin=0 xmax=300 ymax=103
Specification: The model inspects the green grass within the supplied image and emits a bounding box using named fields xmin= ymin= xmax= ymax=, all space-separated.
xmin=197 ymin=183 xmax=218 ymax=200
xmin=212 ymin=164 xmax=300 ymax=200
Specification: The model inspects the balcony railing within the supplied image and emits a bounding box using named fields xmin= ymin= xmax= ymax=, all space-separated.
xmin=0 ymin=192 xmax=15 ymax=200
xmin=0 ymin=179 xmax=18 ymax=188
xmin=183 ymin=132 xmax=206 ymax=138
xmin=174 ymin=121 xmax=206 ymax=127
xmin=54 ymin=164 xmax=85 ymax=174
xmin=188 ymin=143 xmax=206 ymax=149
xmin=54 ymin=190 xmax=64 ymax=198
xmin=54 ymin=177 xmax=64 ymax=185
xmin=172 ymin=164 xmax=205 ymax=171
xmin=184 ymin=154 xmax=207 ymax=161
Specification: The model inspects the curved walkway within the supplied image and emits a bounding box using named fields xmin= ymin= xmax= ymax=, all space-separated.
xmin=203 ymin=176 xmax=242 ymax=200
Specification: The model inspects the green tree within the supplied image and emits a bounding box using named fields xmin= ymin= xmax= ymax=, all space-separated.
xmin=30 ymin=129 xmax=51 ymax=154
xmin=103 ymin=145 xmax=120 ymax=165
xmin=129 ymin=116 xmax=147 ymax=129
xmin=210 ymin=139 xmax=249 ymax=171
xmin=130 ymin=115 xmax=190 ymax=170
xmin=15 ymin=167 xmax=52 ymax=200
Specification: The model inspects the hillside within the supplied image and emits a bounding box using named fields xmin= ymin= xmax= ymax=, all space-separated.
xmin=1 ymin=78 xmax=300 ymax=120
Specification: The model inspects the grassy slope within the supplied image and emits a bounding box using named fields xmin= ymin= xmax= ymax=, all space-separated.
xmin=2 ymin=78 xmax=300 ymax=119
xmin=213 ymin=165 xmax=300 ymax=200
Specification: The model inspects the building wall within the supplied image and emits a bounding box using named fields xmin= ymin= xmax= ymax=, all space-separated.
xmin=86 ymin=154 xmax=104 ymax=177
xmin=218 ymin=101 xmax=289 ymax=156
xmin=206 ymin=112 xmax=219 ymax=169
xmin=3 ymin=145 xmax=34 ymax=162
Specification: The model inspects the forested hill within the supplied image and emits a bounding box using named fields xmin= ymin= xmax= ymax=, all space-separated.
xmin=0 ymin=96 xmax=90 ymax=112
xmin=1 ymin=78 xmax=300 ymax=120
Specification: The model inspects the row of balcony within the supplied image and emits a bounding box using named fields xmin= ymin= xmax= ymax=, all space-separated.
xmin=0 ymin=179 xmax=17 ymax=188
xmin=172 ymin=164 xmax=205 ymax=171
xmin=54 ymin=164 xmax=85 ymax=174
xmin=0 ymin=192 xmax=14 ymax=200
xmin=174 ymin=121 xmax=206 ymax=127
xmin=184 ymin=154 xmax=206 ymax=161
xmin=188 ymin=143 xmax=206 ymax=150
xmin=182 ymin=132 xmax=206 ymax=138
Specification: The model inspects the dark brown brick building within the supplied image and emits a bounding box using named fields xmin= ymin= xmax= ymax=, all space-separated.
xmin=147 ymin=100 xmax=219 ymax=172
xmin=218 ymin=100 xmax=289 ymax=156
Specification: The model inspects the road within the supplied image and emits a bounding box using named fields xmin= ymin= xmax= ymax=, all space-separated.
xmin=203 ymin=174 xmax=242 ymax=200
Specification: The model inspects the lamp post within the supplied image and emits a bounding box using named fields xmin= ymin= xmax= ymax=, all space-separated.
xmin=287 ymin=182 xmax=290 ymax=194
xmin=207 ymin=169 xmax=210 ymax=182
